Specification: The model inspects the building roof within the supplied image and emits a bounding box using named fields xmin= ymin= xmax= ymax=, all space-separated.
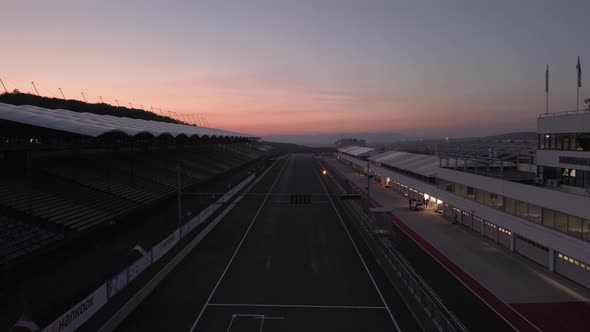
xmin=0 ymin=102 xmax=249 ymax=138
xmin=338 ymin=145 xmax=361 ymax=153
xmin=337 ymin=145 xmax=375 ymax=156
xmin=370 ymin=150 xmax=441 ymax=177
xmin=346 ymin=146 xmax=375 ymax=156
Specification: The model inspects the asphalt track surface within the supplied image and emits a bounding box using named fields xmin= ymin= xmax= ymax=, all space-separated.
xmin=115 ymin=155 xmax=420 ymax=331
xmin=321 ymin=158 xmax=518 ymax=332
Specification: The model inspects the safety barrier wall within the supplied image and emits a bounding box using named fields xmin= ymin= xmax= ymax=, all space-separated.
xmin=41 ymin=173 xmax=255 ymax=332
xmin=323 ymin=162 xmax=467 ymax=332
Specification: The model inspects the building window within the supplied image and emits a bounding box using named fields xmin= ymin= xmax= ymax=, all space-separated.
xmin=516 ymin=200 xmax=528 ymax=219
xmin=583 ymin=219 xmax=590 ymax=242
xmin=528 ymin=204 xmax=542 ymax=224
xmin=544 ymin=134 xmax=552 ymax=149
xmin=476 ymin=189 xmax=486 ymax=204
xmin=493 ymin=194 xmax=504 ymax=210
xmin=455 ymin=183 xmax=468 ymax=198
xmin=542 ymin=208 xmax=555 ymax=228
xmin=555 ymin=212 xmax=568 ymax=233
xmin=558 ymin=253 xmax=590 ymax=271
xmin=504 ymin=197 xmax=516 ymax=215
xmin=467 ymin=186 xmax=475 ymax=199
xmin=576 ymin=133 xmax=590 ymax=151
xmin=567 ymin=216 xmax=583 ymax=239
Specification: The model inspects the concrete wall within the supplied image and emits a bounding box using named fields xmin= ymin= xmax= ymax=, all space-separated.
xmin=538 ymin=112 xmax=590 ymax=134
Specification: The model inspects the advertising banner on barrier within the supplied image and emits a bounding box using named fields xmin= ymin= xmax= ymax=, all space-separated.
xmin=106 ymin=269 xmax=128 ymax=299
xmin=43 ymin=284 xmax=108 ymax=332
xmin=42 ymin=173 xmax=257 ymax=332
xmin=198 ymin=206 xmax=213 ymax=224
xmin=127 ymin=253 xmax=152 ymax=284
xmin=181 ymin=215 xmax=198 ymax=238
xmin=106 ymin=252 xmax=153 ymax=299
xmin=152 ymin=229 xmax=180 ymax=262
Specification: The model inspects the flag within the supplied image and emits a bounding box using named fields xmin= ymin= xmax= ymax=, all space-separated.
xmin=545 ymin=64 xmax=549 ymax=93
xmin=577 ymin=56 xmax=582 ymax=88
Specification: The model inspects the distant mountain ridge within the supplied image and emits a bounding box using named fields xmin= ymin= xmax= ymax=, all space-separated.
xmin=263 ymin=131 xmax=407 ymax=147
xmin=482 ymin=132 xmax=537 ymax=141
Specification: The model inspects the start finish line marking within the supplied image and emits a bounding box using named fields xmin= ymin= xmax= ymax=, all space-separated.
xmin=209 ymin=303 xmax=387 ymax=310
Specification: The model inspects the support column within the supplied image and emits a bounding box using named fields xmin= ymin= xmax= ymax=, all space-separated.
xmin=509 ymin=233 xmax=515 ymax=251
xmin=480 ymin=218 xmax=485 ymax=236
xmin=549 ymin=248 xmax=555 ymax=272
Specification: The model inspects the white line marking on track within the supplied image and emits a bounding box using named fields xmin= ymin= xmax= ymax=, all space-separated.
xmin=328 ymin=159 xmax=542 ymax=332
xmin=209 ymin=303 xmax=387 ymax=310
xmin=313 ymin=158 xmax=402 ymax=332
xmin=97 ymin=159 xmax=282 ymax=332
xmin=189 ymin=157 xmax=290 ymax=332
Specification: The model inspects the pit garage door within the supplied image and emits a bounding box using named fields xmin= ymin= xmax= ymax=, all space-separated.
xmin=461 ymin=211 xmax=472 ymax=228
xmin=472 ymin=216 xmax=483 ymax=233
xmin=515 ymin=235 xmax=549 ymax=268
xmin=444 ymin=204 xmax=452 ymax=218
xmin=555 ymin=253 xmax=590 ymax=289
xmin=484 ymin=221 xmax=498 ymax=242
xmin=498 ymin=228 xmax=510 ymax=248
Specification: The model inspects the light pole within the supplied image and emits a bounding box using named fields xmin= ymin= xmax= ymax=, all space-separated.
xmin=31 ymin=82 xmax=40 ymax=96
xmin=177 ymin=165 xmax=182 ymax=226
xmin=367 ymin=160 xmax=371 ymax=210
xmin=1 ymin=78 xmax=8 ymax=93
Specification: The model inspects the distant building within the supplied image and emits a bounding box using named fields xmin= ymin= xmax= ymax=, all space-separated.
xmin=335 ymin=138 xmax=365 ymax=148
xmin=336 ymin=109 xmax=590 ymax=290
xmin=536 ymin=110 xmax=590 ymax=194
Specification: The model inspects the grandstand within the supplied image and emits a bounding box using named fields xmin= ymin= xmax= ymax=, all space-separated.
xmin=0 ymin=101 xmax=266 ymax=269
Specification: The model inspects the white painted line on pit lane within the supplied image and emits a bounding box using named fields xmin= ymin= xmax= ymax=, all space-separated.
xmin=188 ymin=157 xmax=290 ymax=332
xmin=208 ymin=303 xmax=388 ymax=310
xmin=313 ymin=158 xmax=402 ymax=332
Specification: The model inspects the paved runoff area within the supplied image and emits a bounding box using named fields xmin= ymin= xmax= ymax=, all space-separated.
xmin=326 ymin=157 xmax=590 ymax=332
xmin=115 ymin=155 xmax=419 ymax=332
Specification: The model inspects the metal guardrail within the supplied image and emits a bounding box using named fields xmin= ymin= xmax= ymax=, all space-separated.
xmin=326 ymin=169 xmax=468 ymax=332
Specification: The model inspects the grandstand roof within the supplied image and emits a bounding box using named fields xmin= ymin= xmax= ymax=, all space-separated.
xmin=0 ymin=102 xmax=249 ymax=138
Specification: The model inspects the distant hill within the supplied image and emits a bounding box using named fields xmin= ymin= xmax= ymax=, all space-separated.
xmin=265 ymin=142 xmax=335 ymax=154
xmin=263 ymin=131 xmax=406 ymax=147
xmin=0 ymin=92 xmax=178 ymax=123
xmin=482 ymin=132 xmax=537 ymax=141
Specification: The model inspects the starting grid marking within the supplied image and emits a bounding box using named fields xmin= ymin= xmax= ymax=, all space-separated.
xmin=189 ymin=156 xmax=400 ymax=332
xmin=226 ymin=314 xmax=286 ymax=332
xmin=220 ymin=304 xmax=386 ymax=332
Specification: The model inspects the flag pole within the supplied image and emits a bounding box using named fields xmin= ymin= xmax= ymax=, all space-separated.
xmin=545 ymin=64 xmax=549 ymax=114
xmin=576 ymin=56 xmax=582 ymax=111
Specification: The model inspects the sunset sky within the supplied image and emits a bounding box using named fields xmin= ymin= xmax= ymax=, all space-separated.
xmin=1 ymin=0 xmax=590 ymax=139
